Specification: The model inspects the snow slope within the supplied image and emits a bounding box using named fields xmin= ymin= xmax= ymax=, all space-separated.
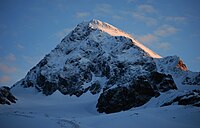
xmin=0 ymin=88 xmax=200 ymax=128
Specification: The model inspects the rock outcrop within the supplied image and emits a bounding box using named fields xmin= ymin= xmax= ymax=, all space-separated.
xmin=161 ymin=90 xmax=200 ymax=107
xmin=97 ymin=72 xmax=176 ymax=113
xmin=0 ymin=86 xmax=17 ymax=105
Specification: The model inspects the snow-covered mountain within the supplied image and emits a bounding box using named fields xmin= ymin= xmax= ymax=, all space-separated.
xmin=10 ymin=19 xmax=200 ymax=113
xmin=1 ymin=19 xmax=200 ymax=128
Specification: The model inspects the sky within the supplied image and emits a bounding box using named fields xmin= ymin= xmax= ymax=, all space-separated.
xmin=0 ymin=0 xmax=200 ymax=86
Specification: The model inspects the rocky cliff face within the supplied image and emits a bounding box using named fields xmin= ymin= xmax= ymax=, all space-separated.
xmin=97 ymin=72 xmax=176 ymax=113
xmin=11 ymin=19 xmax=200 ymax=113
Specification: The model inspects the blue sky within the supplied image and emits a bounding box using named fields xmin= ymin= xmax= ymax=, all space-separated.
xmin=0 ymin=0 xmax=200 ymax=86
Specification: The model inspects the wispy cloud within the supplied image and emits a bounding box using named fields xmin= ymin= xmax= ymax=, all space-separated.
xmin=16 ymin=44 xmax=24 ymax=49
xmin=0 ymin=54 xmax=17 ymax=85
xmin=76 ymin=12 xmax=90 ymax=18
xmin=154 ymin=25 xmax=177 ymax=37
xmin=0 ymin=24 xmax=7 ymax=35
xmin=157 ymin=42 xmax=171 ymax=50
xmin=5 ymin=53 xmax=16 ymax=62
xmin=137 ymin=34 xmax=157 ymax=44
xmin=132 ymin=12 xmax=157 ymax=26
xmin=55 ymin=2 xmax=69 ymax=12
xmin=137 ymin=4 xmax=157 ymax=14
xmin=96 ymin=4 xmax=112 ymax=14
xmin=0 ymin=53 xmax=17 ymax=64
xmin=137 ymin=24 xmax=177 ymax=51
xmin=196 ymin=56 xmax=200 ymax=61
xmin=132 ymin=4 xmax=157 ymax=26
xmin=127 ymin=0 xmax=137 ymax=3
xmin=0 ymin=63 xmax=17 ymax=74
xmin=165 ymin=16 xmax=186 ymax=23
xmin=112 ymin=15 xmax=124 ymax=20
xmin=0 ymin=75 xmax=11 ymax=84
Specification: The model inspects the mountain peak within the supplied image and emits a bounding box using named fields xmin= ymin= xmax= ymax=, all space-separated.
xmin=90 ymin=19 xmax=161 ymax=58
xmin=88 ymin=19 xmax=133 ymax=38
xmin=67 ymin=19 xmax=161 ymax=58
xmin=89 ymin=19 xmax=103 ymax=25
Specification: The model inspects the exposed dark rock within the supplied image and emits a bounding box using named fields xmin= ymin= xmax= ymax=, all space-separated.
xmin=161 ymin=90 xmax=200 ymax=107
xmin=37 ymin=58 xmax=48 ymax=67
xmin=0 ymin=86 xmax=17 ymax=105
xmin=89 ymin=81 xmax=101 ymax=94
xmin=150 ymin=72 xmax=177 ymax=92
xmin=96 ymin=72 xmax=176 ymax=113
xmin=58 ymin=75 xmax=84 ymax=96
xmin=182 ymin=73 xmax=200 ymax=85
xmin=68 ymin=23 xmax=92 ymax=41
xmin=97 ymin=87 xmax=136 ymax=113
xmin=36 ymin=74 xmax=57 ymax=95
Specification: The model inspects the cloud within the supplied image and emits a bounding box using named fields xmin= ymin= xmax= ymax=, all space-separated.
xmin=96 ymin=4 xmax=112 ymax=14
xmin=165 ymin=16 xmax=186 ymax=22
xmin=0 ymin=53 xmax=16 ymax=62
xmin=0 ymin=24 xmax=7 ymax=34
xmin=137 ymin=34 xmax=172 ymax=51
xmin=157 ymin=42 xmax=171 ymax=50
xmin=154 ymin=25 xmax=177 ymax=37
xmin=127 ymin=0 xmax=137 ymax=3
xmin=196 ymin=56 xmax=200 ymax=61
xmin=16 ymin=44 xmax=24 ymax=49
xmin=136 ymin=25 xmax=177 ymax=51
xmin=112 ymin=15 xmax=124 ymax=20
xmin=132 ymin=12 xmax=157 ymax=26
xmin=0 ymin=63 xmax=17 ymax=74
xmin=137 ymin=34 xmax=157 ymax=44
xmin=138 ymin=4 xmax=157 ymax=14
xmin=5 ymin=53 xmax=16 ymax=62
xmin=131 ymin=4 xmax=159 ymax=26
xmin=76 ymin=12 xmax=90 ymax=18
xmin=0 ymin=75 xmax=11 ymax=84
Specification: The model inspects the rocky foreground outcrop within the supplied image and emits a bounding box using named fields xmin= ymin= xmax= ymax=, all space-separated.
xmin=0 ymin=86 xmax=17 ymax=105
